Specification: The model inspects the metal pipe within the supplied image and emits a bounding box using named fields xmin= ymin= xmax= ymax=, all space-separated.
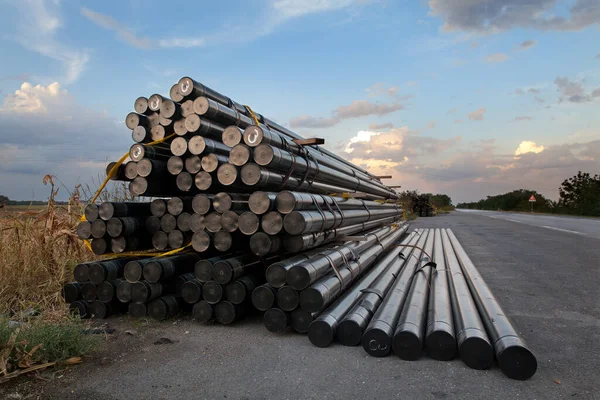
xmin=184 ymin=114 xmax=226 ymax=139
xmin=192 ymin=300 xmax=214 ymax=323
xmin=160 ymin=99 xmax=181 ymax=119
xmin=89 ymin=258 xmax=138 ymax=284
xmin=191 ymin=231 xmax=211 ymax=252
xmin=62 ymin=282 xmax=82 ymax=303
xmin=69 ymin=301 xmax=90 ymax=319
xmin=225 ymin=275 xmax=261 ymax=304
xmin=249 ymin=232 xmax=281 ymax=256
xmin=283 ymin=216 xmax=398 ymax=253
xmin=287 ymin=224 xmax=400 ymax=290
xmin=276 ymin=286 xmax=300 ymax=312
xmin=116 ymin=280 xmax=132 ymax=303
xmin=142 ymin=254 xmax=201 ymax=283
xmin=212 ymin=255 xmax=271 ymax=285
xmin=167 ymin=197 xmax=193 ymax=216
xmin=229 ymin=144 xmax=252 ymax=166
xmin=81 ymin=282 xmax=97 ymax=301
xmin=392 ymin=229 xmax=436 ymax=360
xmin=124 ymin=162 xmax=139 ymax=180
xmin=192 ymin=194 xmax=214 ymax=215
xmin=168 ymin=230 xmax=191 ymax=248
xmin=148 ymin=295 xmax=181 ymax=321
xmin=106 ymin=162 xmax=130 ymax=181
xmin=240 ymin=164 xmax=366 ymax=199
xmin=160 ymin=214 xmax=177 ymax=233
xmin=238 ymin=211 xmax=260 ymax=235
xmin=222 ymin=126 xmax=244 ymax=148
xmin=152 ymin=231 xmax=168 ymax=250
xmin=336 ymin=232 xmax=419 ymax=347
xmin=136 ymin=159 xmax=168 ymax=178
xmin=221 ymin=211 xmax=239 ymax=232
xmin=300 ymin=226 xmax=406 ymax=313
xmin=189 ymin=214 xmax=206 ymax=233
xmin=150 ymin=199 xmax=167 ymax=217
xmin=446 ymin=229 xmax=537 ymax=380
xmin=248 ymin=192 xmax=277 ymax=215
xmin=97 ymin=278 xmax=125 ymax=303
xmin=111 ymin=235 xmax=151 ymax=254
xmin=214 ymin=231 xmax=233 ymax=252
xmin=134 ymin=97 xmax=152 ymax=115
xmin=201 ymin=154 xmax=228 ymax=173
xmin=251 ymin=284 xmax=276 ymax=311
xmin=185 ymin=155 xmax=202 ymax=174
xmin=253 ymin=144 xmax=395 ymax=198
xmin=130 ymin=143 xmax=171 ymax=162
xmin=264 ymin=308 xmax=291 ymax=333
xmin=148 ymin=94 xmax=169 ymax=112
xmin=276 ymin=191 xmax=399 ymax=215
xmin=291 ymin=309 xmax=318 ymax=333
xmin=188 ymin=136 xmax=230 ymax=156
xmin=77 ymin=221 xmax=92 ymax=240
xmin=84 ymin=204 xmax=99 ymax=222
xmin=424 ymin=228 xmax=457 ymax=361
xmin=177 ymin=213 xmax=191 ymax=232
xmin=106 ymin=217 xmax=144 ymax=238
xmin=361 ymin=230 xmax=429 ymax=357
xmin=440 ymin=229 xmax=494 ymax=370
xmin=213 ymin=193 xmax=250 ymax=213
xmin=170 ymin=85 xmax=184 ymax=102
xmin=202 ymin=281 xmax=224 ymax=304
xmin=261 ymin=211 xmax=284 ymax=235
xmin=215 ymin=301 xmax=245 ymax=324
xmin=283 ymin=208 xmax=401 ymax=236
xmin=99 ymin=202 xmax=151 ymax=221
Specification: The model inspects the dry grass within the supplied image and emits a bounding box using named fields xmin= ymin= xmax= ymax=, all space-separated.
xmin=0 ymin=176 xmax=94 ymax=317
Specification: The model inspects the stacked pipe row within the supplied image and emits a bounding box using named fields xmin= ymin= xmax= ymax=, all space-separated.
xmin=118 ymin=76 xmax=398 ymax=200
xmin=270 ymin=228 xmax=535 ymax=381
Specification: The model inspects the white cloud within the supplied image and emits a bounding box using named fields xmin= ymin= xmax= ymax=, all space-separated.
xmin=10 ymin=1 xmax=89 ymax=83
xmin=514 ymin=140 xmax=545 ymax=156
xmin=468 ymin=108 xmax=486 ymax=121
xmin=81 ymin=7 xmax=152 ymax=49
xmin=272 ymin=0 xmax=358 ymax=18
xmin=0 ymin=81 xmax=131 ymax=200
xmin=0 ymin=82 xmax=64 ymax=113
xmin=516 ymin=39 xmax=537 ymax=51
xmin=429 ymin=0 xmax=600 ymax=33
xmin=485 ymin=53 xmax=509 ymax=63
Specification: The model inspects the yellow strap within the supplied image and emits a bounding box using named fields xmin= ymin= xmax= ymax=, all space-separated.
xmin=244 ymin=105 xmax=261 ymax=126
xmin=80 ymin=132 xmax=178 ymax=254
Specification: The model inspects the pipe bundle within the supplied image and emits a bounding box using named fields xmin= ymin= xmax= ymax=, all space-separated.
xmin=294 ymin=228 xmax=536 ymax=380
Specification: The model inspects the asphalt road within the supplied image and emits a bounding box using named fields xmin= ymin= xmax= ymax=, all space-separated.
xmin=19 ymin=212 xmax=600 ymax=400
xmin=457 ymin=209 xmax=600 ymax=239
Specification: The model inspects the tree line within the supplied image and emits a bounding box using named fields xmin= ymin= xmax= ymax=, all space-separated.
xmin=456 ymin=171 xmax=600 ymax=216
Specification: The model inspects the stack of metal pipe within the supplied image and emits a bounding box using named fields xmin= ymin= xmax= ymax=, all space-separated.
xmin=71 ymin=77 xmax=404 ymax=324
xmin=296 ymin=228 xmax=537 ymax=381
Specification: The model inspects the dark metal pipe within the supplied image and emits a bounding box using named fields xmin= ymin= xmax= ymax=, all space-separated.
xmin=192 ymin=194 xmax=214 ymax=215
xmin=129 ymin=302 xmax=147 ymax=318
xmin=134 ymin=96 xmax=152 ymax=115
xmin=160 ymin=214 xmax=177 ymax=233
xmin=238 ymin=211 xmax=260 ymax=235
xmin=248 ymin=192 xmax=277 ymax=215
xmin=300 ymin=226 xmax=406 ymax=313
xmin=251 ymin=284 xmax=276 ymax=311
xmin=425 ymin=228 xmax=457 ymax=361
xmin=440 ymin=229 xmax=494 ymax=370
xmin=168 ymin=230 xmax=191 ymax=249
xmin=392 ymin=229 xmax=436 ymax=360
xmin=143 ymin=254 xmax=201 ymax=283
xmin=192 ymin=300 xmax=214 ymax=323
xmin=151 ymin=199 xmax=167 ymax=217
xmin=84 ymin=204 xmax=99 ymax=222
xmin=97 ymin=279 xmax=125 ymax=303
xmin=249 ymin=232 xmax=281 ymax=256
xmin=291 ymin=309 xmax=318 ymax=333
xmin=225 ymin=275 xmax=261 ymax=304
xmin=136 ymin=159 xmax=167 ymax=178
xmin=184 ymin=114 xmax=226 ymax=140
xmin=336 ymin=232 xmax=419 ymax=347
xmin=191 ymin=231 xmax=211 ymax=252
xmin=276 ymin=286 xmax=300 ymax=312
xmin=167 ymin=197 xmax=193 ymax=216
xmin=264 ymin=308 xmax=291 ymax=333
xmin=202 ymin=281 xmax=224 ymax=304
xmin=124 ymin=162 xmax=139 ymax=180
xmin=148 ymin=94 xmax=168 ymax=112
xmin=276 ymin=191 xmax=399 ymax=215
xmin=189 ymin=214 xmax=206 ymax=233
xmin=116 ymin=280 xmax=132 ymax=303
xmin=361 ymin=230 xmax=429 ymax=357
xmin=283 ymin=208 xmax=401 ymax=236
xmin=177 ymin=212 xmax=192 ymax=232
xmin=130 ymin=143 xmax=171 ymax=162
xmin=148 ymin=295 xmax=181 ymax=321
xmin=213 ymin=193 xmax=250 ymax=214
xmin=152 ymin=231 xmax=168 ymax=251
xmin=446 ymin=229 xmax=537 ymax=379
xmin=106 ymin=217 xmax=144 ymax=238
xmin=262 ymin=211 xmax=284 ymax=235
xmin=81 ymin=282 xmax=97 ymax=301
xmin=69 ymin=300 xmax=90 ymax=319
xmin=62 ymin=282 xmax=82 ymax=303
xmin=77 ymin=221 xmax=92 ymax=240
xmin=287 ymin=225 xmax=399 ymax=290
xmin=215 ymin=301 xmax=245 ymax=324
xmin=99 ymin=202 xmax=151 ymax=221
xmin=221 ymin=211 xmax=239 ymax=232
xmin=188 ymin=136 xmax=230 ymax=156
xmin=201 ymin=154 xmax=228 ymax=173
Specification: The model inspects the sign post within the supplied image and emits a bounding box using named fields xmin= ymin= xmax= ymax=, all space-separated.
xmin=529 ymin=194 xmax=536 ymax=212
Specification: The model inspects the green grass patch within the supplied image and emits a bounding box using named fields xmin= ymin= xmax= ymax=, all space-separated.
xmin=0 ymin=316 xmax=100 ymax=377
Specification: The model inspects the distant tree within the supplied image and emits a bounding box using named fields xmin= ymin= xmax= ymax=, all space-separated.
xmin=456 ymin=189 xmax=551 ymax=212
xmin=558 ymin=171 xmax=600 ymax=215
xmin=0 ymin=195 xmax=9 ymax=204
xmin=429 ymin=194 xmax=452 ymax=208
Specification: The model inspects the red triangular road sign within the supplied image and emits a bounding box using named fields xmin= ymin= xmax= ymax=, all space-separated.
xmin=529 ymin=195 xmax=537 ymax=202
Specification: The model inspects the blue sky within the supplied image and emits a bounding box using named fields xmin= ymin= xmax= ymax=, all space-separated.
xmin=0 ymin=0 xmax=599 ymax=203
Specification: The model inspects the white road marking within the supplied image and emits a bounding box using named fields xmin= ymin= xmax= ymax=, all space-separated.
xmin=506 ymin=219 xmax=523 ymax=223
xmin=541 ymin=226 xmax=585 ymax=235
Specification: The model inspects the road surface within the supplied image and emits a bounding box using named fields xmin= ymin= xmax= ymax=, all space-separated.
xmin=6 ymin=211 xmax=599 ymax=400
xmin=457 ymin=209 xmax=600 ymax=239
